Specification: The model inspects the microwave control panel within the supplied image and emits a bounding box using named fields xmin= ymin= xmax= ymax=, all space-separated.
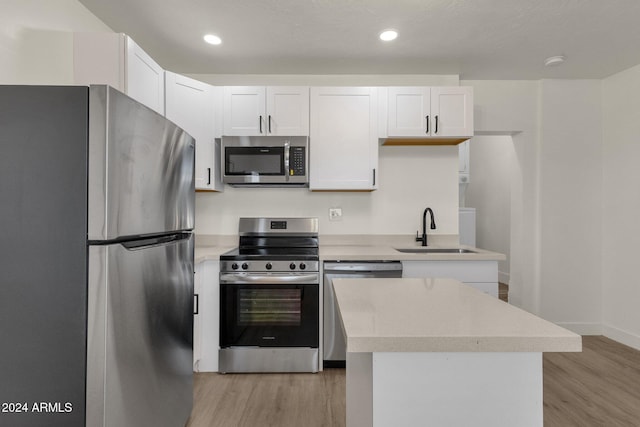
xmin=289 ymin=146 xmax=306 ymax=176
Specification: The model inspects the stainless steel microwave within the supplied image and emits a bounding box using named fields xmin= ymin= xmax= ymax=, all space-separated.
xmin=221 ymin=136 xmax=309 ymax=186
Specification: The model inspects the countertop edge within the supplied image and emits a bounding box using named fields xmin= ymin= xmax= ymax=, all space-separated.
xmin=347 ymin=335 xmax=582 ymax=354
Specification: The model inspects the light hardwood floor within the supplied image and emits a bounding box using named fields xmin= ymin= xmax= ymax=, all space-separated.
xmin=187 ymin=336 xmax=640 ymax=427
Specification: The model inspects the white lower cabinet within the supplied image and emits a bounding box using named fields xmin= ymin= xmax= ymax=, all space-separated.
xmin=194 ymin=260 xmax=220 ymax=372
xmin=401 ymin=260 xmax=498 ymax=297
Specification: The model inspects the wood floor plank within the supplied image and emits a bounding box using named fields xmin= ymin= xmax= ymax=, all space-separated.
xmin=187 ymin=336 xmax=640 ymax=426
xmin=543 ymin=336 xmax=640 ymax=426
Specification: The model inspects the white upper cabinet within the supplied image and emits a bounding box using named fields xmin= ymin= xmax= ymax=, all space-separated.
xmin=73 ymin=33 xmax=165 ymax=115
xmin=431 ymin=87 xmax=473 ymax=137
xmin=387 ymin=87 xmax=431 ymax=136
xmin=310 ymin=87 xmax=378 ymax=191
xmin=223 ymin=86 xmax=309 ymax=136
xmin=165 ymin=72 xmax=223 ymax=192
xmin=383 ymin=86 xmax=473 ymax=140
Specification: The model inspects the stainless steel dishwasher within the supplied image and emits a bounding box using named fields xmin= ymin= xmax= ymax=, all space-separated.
xmin=323 ymin=261 xmax=403 ymax=367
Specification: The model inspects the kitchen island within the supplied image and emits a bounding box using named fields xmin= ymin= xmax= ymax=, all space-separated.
xmin=333 ymin=277 xmax=581 ymax=427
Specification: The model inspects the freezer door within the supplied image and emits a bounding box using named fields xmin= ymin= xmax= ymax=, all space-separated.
xmin=87 ymin=233 xmax=194 ymax=427
xmin=88 ymin=85 xmax=195 ymax=241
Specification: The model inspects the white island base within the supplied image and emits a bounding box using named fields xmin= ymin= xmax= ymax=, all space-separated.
xmin=333 ymin=278 xmax=581 ymax=427
xmin=347 ymin=351 xmax=542 ymax=427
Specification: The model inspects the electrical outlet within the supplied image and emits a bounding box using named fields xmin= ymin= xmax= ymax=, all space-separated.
xmin=329 ymin=207 xmax=343 ymax=221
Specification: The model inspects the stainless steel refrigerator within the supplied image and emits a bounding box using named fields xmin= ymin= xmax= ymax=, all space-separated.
xmin=0 ymin=85 xmax=195 ymax=427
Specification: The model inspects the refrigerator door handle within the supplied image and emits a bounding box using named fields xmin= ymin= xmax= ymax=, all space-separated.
xmin=120 ymin=233 xmax=191 ymax=250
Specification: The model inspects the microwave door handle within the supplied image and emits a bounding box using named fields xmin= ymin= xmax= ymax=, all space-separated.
xmin=284 ymin=140 xmax=290 ymax=181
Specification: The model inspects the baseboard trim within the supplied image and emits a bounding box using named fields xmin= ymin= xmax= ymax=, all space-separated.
xmin=602 ymin=324 xmax=640 ymax=351
xmin=555 ymin=322 xmax=602 ymax=336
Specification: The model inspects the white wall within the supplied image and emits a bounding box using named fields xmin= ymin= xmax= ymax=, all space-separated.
xmin=538 ymin=79 xmax=603 ymax=334
xmin=463 ymin=79 xmax=605 ymax=335
xmin=0 ymin=0 xmax=111 ymax=84
xmin=465 ymin=135 xmax=515 ymax=285
xmin=602 ymin=63 xmax=640 ymax=349
xmin=195 ymin=145 xmax=459 ymax=236
xmin=462 ymin=80 xmax=539 ymax=312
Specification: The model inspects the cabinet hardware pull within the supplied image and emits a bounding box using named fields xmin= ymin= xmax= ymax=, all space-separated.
xmin=207 ymin=168 xmax=211 ymax=185
xmin=435 ymin=115 xmax=438 ymax=134
xmin=268 ymin=115 xmax=272 ymax=133
xmin=259 ymin=115 xmax=263 ymax=133
xmin=373 ymin=168 xmax=376 ymax=186
xmin=194 ymin=294 xmax=199 ymax=315
xmin=426 ymin=115 xmax=429 ymax=133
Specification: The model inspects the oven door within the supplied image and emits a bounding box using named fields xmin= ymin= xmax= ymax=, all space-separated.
xmin=220 ymin=272 xmax=319 ymax=348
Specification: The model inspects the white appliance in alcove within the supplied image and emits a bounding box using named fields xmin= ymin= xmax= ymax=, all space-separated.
xmin=459 ymin=207 xmax=476 ymax=247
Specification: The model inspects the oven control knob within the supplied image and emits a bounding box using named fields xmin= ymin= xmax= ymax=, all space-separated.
xmin=289 ymin=263 xmax=296 ymax=270
xmin=242 ymin=263 xmax=249 ymax=270
xmin=231 ymin=263 xmax=239 ymax=270
xmin=299 ymin=262 xmax=306 ymax=270
xmin=266 ymin=262 xmax=273 ymax=270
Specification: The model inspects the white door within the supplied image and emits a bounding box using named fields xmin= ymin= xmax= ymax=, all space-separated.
xmin=126 ymin=37 xmax=165 ymax=115
xmin=310 ymin=87 xmax=378 ymax=190
xmin=223 ymin=86 xmax=266 ymax=135
xmin=387 ymin=87 xmax=430 ymax=136
xmin=165 ymin=72 xmax=221 ymax=191
xmin=266 ymin=86 xmax=309 ymax=135
xmin=430 ymin=87 xmax=473 ymax=137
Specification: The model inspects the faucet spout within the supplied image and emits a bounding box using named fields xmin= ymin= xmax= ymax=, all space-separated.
xmin=415 ymin=207 xmax=436 ymax=246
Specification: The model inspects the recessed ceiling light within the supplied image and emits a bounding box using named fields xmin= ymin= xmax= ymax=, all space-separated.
xmin=204 ymin=34 xmax=222 ymax=45
xmin=379 ymin=30 xmax=398 ymax=42
xmin=544 ymin=55 xmax=566 ymax=67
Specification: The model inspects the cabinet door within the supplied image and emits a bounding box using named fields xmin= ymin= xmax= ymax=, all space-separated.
xmin=223 ymin=86 xmax=266 ymax=135
xmin=198 ymin=260 xmax=220 ymax=372
xmin=310 ymin=87 xmax=378 ymax=190
xmin=266 ymin=86 xmax=309 ymax=135
xmin=165 ymin=72 xmax=222 ymax=191
xmin=387 ymin=87 xmax=430 ymax=136
xmin=401 ymin=260 xmax=498 ymax=297
xmin=430 ymin=87 xmax=473 ymax=137
xmin=193 ymin=262 xmax=203 ymax=370
xmin=125 ymin=37 xmax=165 ymax=115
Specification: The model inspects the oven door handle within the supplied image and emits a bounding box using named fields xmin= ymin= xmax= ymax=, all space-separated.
xmin=220 ymin=273 xmax=319 ymax=284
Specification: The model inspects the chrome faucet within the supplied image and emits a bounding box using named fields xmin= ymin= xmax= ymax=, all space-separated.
xmin=415 ymin=207 xmax=436 ymax=246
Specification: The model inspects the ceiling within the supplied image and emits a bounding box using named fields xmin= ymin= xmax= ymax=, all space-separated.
xmin=78 ymin=0 xmax=640 ymax=79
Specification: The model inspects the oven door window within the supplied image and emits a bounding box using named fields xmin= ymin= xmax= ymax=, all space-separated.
xmin=220 ymin=284 xmax=319 ymax=348
xmin=225 ymin=147 xmax=285 ymax=176
xmin=239 ymin=288 xmax=301 ymax=325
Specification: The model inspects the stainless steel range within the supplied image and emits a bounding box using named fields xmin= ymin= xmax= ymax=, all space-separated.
xmin=219 ymin=217 xmax=319 ymax=373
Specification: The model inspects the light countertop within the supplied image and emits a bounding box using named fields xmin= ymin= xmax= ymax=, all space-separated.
xmin=194 ymin=245 xmax=235 ymax=264
xmin=333 ymin=277 xmax=582 ymax=353
xmin=194 ymin=234 xmax=506 ymax=264
xmin=320 ymin=244 xmax=505 ymax=261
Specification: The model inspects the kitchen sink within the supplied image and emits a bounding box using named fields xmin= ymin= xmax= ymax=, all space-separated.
xmin=394 ymin=248 xmax=477 ymax=254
